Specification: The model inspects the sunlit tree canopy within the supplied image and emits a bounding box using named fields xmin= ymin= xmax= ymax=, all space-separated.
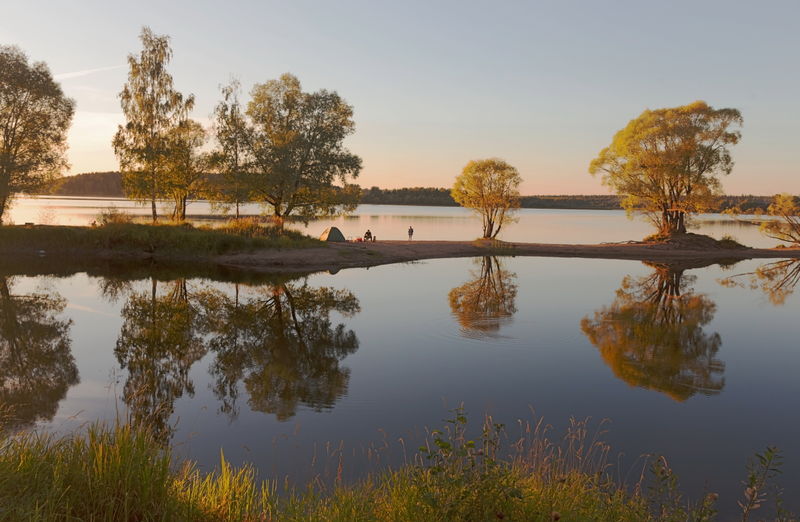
xmin=0 ymin=46 xmax=74 ymax=223
xmin=113 ymin=27 xmax=195 ymax=223
xmin=452 ymin=158 xmax=521 ymax=239
xmin=589 ymin=101 xmax=742 ymax=236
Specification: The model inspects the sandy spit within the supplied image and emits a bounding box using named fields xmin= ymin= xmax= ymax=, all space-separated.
xmin=214 ymin=240 xmax=800 ymax=273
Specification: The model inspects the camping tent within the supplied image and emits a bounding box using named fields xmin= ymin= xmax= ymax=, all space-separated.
xmin=319 ymin=227 xmax=346 ymax=242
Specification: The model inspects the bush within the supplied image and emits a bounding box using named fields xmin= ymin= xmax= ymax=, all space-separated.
xmin=97 ymin=207 xmax=134 ymax=225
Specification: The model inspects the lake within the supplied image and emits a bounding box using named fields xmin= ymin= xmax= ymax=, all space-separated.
xmin=2 ymin=254 xmax=799 ymax=515
xmin=6 ymin=195 xmax=783 ymax=248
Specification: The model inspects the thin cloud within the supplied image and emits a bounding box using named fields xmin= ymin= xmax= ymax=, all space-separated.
xmin=54 ymin=64 xmax=125 ymax=81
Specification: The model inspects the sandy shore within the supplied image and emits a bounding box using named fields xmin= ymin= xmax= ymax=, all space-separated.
xmin=215 ymin=239 xmax=800 ymax=273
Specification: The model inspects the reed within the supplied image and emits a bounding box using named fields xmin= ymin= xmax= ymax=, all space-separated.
xmin=0 ymin=411 xmax=792 ymax=521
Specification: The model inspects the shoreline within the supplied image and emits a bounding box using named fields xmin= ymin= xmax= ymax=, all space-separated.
xmin=3 ymin=228 xmax=799 ymax=274
xmin=216 ymin=239 xmax=800 ymax=273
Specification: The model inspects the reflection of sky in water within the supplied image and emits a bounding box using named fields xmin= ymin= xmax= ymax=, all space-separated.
xmin=7 ymin=195 xmax=785 ymax=247
xmin=4 ymin=256 xmax=798 ymax=516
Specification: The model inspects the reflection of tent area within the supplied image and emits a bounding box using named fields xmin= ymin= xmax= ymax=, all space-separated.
xmin=319 ymin=227 xmax=346 ymax=242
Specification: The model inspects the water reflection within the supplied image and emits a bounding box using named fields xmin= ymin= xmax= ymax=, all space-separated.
xmin=198 ymin=280 xmax=360 ymax=421
xmin=115 ymin=278 xmax=206 ymax=441
xmin=581 ymin=262 xmax=725 ymax=401
xmin=719 ymin=259 xmax=800 ymax=306
xmin=0 ymin=276 xmax=78 ymax=428
xmin=104 ymin=272 xmax=361 ymax=435
xmin=448 ymin=257 xmax=518 ymax=339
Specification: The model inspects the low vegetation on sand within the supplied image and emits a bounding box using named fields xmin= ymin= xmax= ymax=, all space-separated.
xmin=641 ymin=232 xmax=748 ymax=250
xmin=0 ymin=411 xmax=792 ymax=521
xmin=0 ymin=217 xmax=319 ymax=257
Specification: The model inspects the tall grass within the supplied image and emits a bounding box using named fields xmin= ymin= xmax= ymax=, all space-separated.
xmin=0 ymin=219 xmax=320 ymax=257
xmin=0 ymin=411 xmax=793 ymax=521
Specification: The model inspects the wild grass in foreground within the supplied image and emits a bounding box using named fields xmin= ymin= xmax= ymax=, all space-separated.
xmin=0 ymin=411 xmax=794 ymax=521
xmin=0 ymin=217 xmax=320 ymax=256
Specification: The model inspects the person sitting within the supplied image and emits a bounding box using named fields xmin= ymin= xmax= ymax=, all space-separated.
xmin=364 ymin=229 xmax=373 ymax=241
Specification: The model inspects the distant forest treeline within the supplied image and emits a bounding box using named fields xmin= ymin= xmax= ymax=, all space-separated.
xmin=47 ymin=172 xmax=775 ymax=212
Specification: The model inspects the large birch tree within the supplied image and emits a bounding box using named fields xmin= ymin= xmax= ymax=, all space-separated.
xmin=113 ymin=27 xmax=194 ymax=222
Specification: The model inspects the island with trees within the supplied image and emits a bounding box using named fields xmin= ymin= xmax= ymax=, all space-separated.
xmin=2 ymin=32 xmax=800 ymax=273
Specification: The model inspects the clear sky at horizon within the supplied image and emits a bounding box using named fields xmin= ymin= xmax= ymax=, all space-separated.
xmin=2 ymin=0 xmax=798 ymax=194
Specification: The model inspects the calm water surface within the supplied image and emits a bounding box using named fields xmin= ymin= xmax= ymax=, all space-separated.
xmin=7 ymin=195 xmax=782 ymax=247
xmin=2 ymin=255 xmax=799 ymax=512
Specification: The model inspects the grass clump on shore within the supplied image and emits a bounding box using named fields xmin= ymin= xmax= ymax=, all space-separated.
xmin=0 ymin=217 xmax=320 ymax=257
xmin=1 ymin=410 xmax=793 ymax=521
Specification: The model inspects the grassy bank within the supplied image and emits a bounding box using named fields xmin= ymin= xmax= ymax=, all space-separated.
xmin=0 ymin=412 xmax=792 ymax=521
xmin=0 ymin=219 xmax=320 ymax=257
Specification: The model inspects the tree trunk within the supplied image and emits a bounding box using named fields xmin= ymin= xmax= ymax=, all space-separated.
xmin=0 ymin=193 xmax=8 ymax=224
xmin=484 ymin=217 xmax=494 ymax=239
xmin=151 ymin=169 xmax=158 ymax=223
xmin=660 ymin=210 xmax=686 ymax=235
xmin=274 ymin=208 xmax=285 ymax=233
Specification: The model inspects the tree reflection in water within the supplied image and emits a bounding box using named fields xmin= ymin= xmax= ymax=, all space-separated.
xmin=0 ymin=276 xmax=77 ymax=428
xmin=719 ymin=259 xmax=800 ymax=306
xmin=114 ymin=278 xmax=206 ymax=441
xmin=448 ymin=256 xmax=518 ymax=339
xmin=198 ymin=279 xmax=360 ymax=421
xmin=581 ymin=262 xmax=724 ymax=401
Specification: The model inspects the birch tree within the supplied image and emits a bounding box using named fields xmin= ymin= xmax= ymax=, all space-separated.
xmin=113 ymin=27 xmax=194 ymax=222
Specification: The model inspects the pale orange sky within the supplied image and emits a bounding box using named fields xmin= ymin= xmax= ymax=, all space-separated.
xmin=6 ymin=1 xmax=797 ymax=195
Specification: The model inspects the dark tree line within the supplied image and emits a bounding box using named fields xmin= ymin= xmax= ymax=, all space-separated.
xmin=46 ymin=174 xmax=775 ymax=214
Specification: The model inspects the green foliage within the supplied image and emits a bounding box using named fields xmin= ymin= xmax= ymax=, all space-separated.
xmin=0 ymin=45 xmax=75 ymax=222
xmin=414 ymin=408 xmax=522 ymax=520
xmin=0 ymin=417 xmax=795 ymax=520
xmin=589 ymin=101 xmax=743 ymax=235
xmin=739 ymin=446 xmax=790 ymax=521
xmin=208 ymin=79 xmax=253 ymax=218
xmin=0 ymin=222 xmax=320 ymax=256
xmin=162 ymin=119 xmax=208 ymax=221
xmin=205 ymin=73 xmax=363 ymax=229
xmin=452 ymin=158 xmax=522 ymax=239
xmin=113 ymin=27 xmax=195 ymax=222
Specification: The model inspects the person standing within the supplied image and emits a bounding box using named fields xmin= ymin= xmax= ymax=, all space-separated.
xmin=408 ymin=226 xmax=414 ymax=240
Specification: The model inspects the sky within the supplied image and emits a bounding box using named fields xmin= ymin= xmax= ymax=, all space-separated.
xmin=1 ymin=0 xmax=798 ymax=195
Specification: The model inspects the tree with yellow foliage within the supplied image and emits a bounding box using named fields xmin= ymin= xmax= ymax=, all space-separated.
xmin=761 ymin=193 xmax=800 ymax=245
xmin=589 ymin=101 xmax=742 ymax=236
xmin=452 ymin=158 xmax=521 ymax=239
